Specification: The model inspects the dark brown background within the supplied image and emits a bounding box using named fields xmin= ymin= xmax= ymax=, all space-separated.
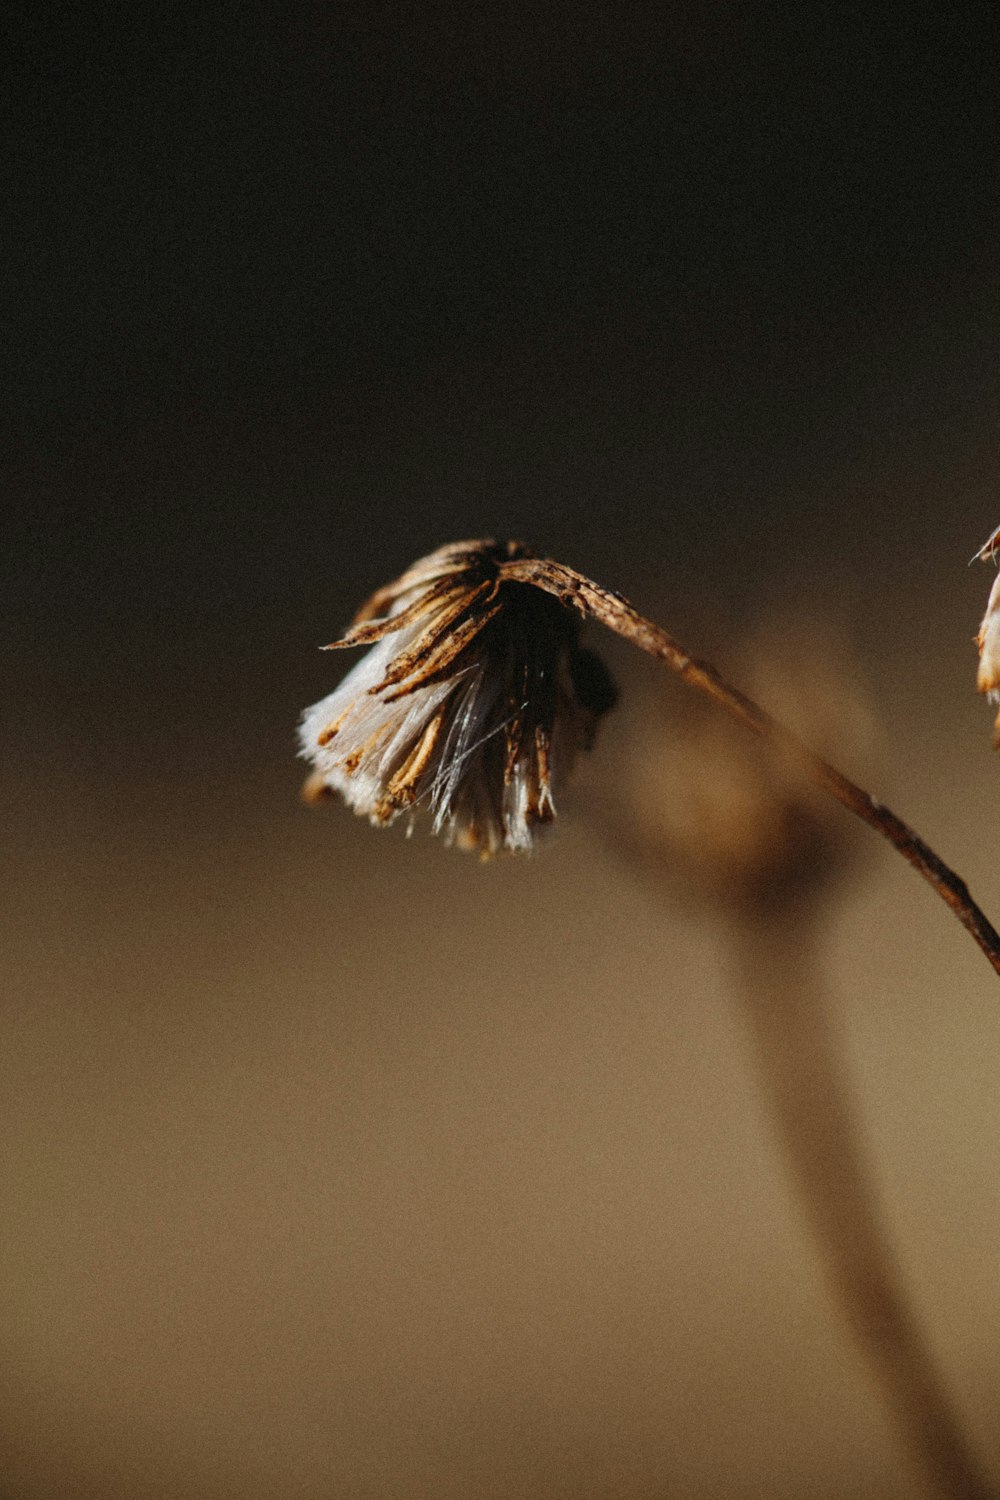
xmin=5 ymin=5 xmax=1000 ymax=1496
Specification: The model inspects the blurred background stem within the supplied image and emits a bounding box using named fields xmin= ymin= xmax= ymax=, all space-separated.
xmin=730 ymin=911 xmax=991 ymax=1500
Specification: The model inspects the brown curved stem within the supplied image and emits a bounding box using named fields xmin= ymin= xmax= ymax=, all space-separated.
xmin=501 ymin=556 xmax=1000 ymax=978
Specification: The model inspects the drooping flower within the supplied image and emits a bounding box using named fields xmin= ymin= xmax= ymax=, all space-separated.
xmin=298 ymin=539 xmax=616 ymax=854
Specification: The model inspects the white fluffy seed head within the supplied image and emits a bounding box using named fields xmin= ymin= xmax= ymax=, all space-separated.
xmin=976 ymin=563 xmax=1000 ymax=747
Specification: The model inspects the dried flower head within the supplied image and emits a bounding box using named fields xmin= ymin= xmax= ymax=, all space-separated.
xmin=299 ymin=539 xmax=616 ymax=854
xmin=975 ymin=529 xmax=1000 ymax=747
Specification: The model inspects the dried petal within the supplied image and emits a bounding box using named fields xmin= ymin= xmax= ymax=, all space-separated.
xmin=971 ymin=524 xmax=1000 ymax=566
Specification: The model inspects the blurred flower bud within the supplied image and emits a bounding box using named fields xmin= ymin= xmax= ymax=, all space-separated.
xmin=617 ymin=627 xmax=874 ymax=916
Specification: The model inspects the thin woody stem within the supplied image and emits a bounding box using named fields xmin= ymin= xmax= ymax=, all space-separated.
xmin=501 ymin=557 xmax=1000 ymax=978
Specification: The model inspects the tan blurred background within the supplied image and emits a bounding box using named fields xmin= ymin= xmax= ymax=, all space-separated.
xmin=6 ymin=5 xmax=1000 ymax=1496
